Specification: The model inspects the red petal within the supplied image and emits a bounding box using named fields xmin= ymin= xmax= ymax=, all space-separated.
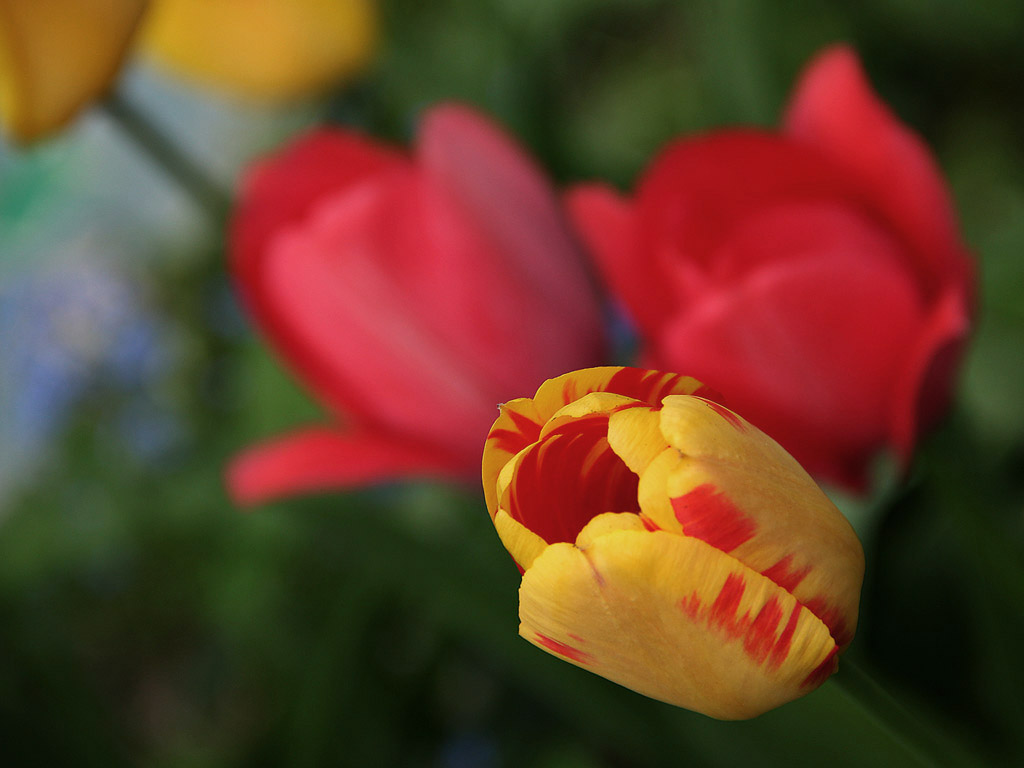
xmin=890 ymin=287 xmax=971 ymax=463
xmin=716 ymin=203 xmax=910 ymax=284
xmin=506 ymin=418 xmax=641 ymax=546
xmin=227 ymin=427 xmax=467 ymax=506
xmin=566 ymin=183 xmax=675 ymax=336
xmin=418 ymin=103 xmax=604 ymax=343
xmin=635 ymin=130 xmax=859 ymax=296
xmin=783 ymin=44 xmax=972 ymax=296
xmin=651 ymin=205 xmax=925 ymax=489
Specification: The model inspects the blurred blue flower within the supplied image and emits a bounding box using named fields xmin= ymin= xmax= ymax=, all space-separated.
xmin=0 ymin=251 xmax=184 ymax=498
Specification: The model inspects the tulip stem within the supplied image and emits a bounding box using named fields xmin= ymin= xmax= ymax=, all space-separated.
xmin=833 ymin=658 xmax=977 ymax=767
xmin=100 ymin=90 xmax=231 ymax=219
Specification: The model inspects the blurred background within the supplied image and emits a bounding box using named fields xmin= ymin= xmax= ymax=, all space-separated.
xmin=2 ymin=0 xmax=1024 ymax=765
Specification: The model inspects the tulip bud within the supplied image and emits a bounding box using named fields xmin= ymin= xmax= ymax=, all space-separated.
xmin=483 ymin=367 xmax=864 ymax=719
xmin=0 ymin=0 xmax=148 ymax=142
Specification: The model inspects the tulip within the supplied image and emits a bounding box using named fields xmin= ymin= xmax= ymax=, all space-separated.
xmin=483 ymin=366 xmax=864 ymax=719
xmin=0 ymin=0 xmax=149 ymax=142
xmin=228 ymin=104 xmax=605 ymax=505
xmin=568 ymin=45 xmax=974 ymax=491
xmin=139 ymin=0 xmax=376 ymax=101
xmin=0 ymin=0 xmax=378 ymax=144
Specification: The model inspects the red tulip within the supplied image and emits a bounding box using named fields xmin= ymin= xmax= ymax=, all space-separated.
xmin=568 ymin=45 xmax=974 ymax=490
xmin=228 ymin=104 xmax=604 ymax=504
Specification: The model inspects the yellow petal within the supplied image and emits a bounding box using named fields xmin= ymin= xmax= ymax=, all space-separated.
xmin=0 ymin=0 xmax=148 ymax=141
xmin=573 ymin=511 xmax=646 ymax=550
xmin=494 ymin=509 xmax=547 ymax=571
xmin=139 ymin=0 xmax=376 ymax=101
xmin=606 ymin=404 xmax=669 ymax=476
xmin=531 ymin=366 xmax=708 ymax=426
xmin=656 ymin=396 xmax=864 ymax=647
xmin=539 ymin=391 xmax=639 ymax=440
xmin=635 ymin=446 xmax=686 ymax=533
xmin=519 ymin=528 xmax=838 ymax=719
xmin=483 ymin=396 xmax=543 ymax=517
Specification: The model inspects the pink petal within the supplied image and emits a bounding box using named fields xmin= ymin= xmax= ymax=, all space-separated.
xmin=230 ymin=129 xmax=405 ymax=416
xmin=227 ymin=427 xmax=468 ymax=506
xmin=417 ymin=103 xmax=604 ymax=343
xmin=889 ymin=287 xmax=971 ymax=463
xmin=260 ymin=172 xmax=503 ymax=459
xmin=651 ymin=203 xmax=925 ymax=490
xmin=232 ymin=128 xmax=402 ymax=291
xmin=783 ymin=44 xmax=972 ymax=297
xmin=377 ymin=173 xmax=604 ymax=401
xmin=566 ymin=183 xmax=675 ymax=336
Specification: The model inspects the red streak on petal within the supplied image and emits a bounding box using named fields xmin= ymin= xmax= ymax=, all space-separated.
xmin=803 ymin=596 xmax=853 ymax=648
xmin=639 ymin=513 xmax=662 ymax=531
xmin=681 ymin=578 xmax=817 ymax=671
xmin=607 ymin=367 xmax=696 ymax=405
xmin=701 ymin=399 xmax=746 ymax=431
xmin=801 ymin=646 xmax=839 ymax=689
xmin=488 ymin=428 xmax=525 ymax=455
xmin=586 ymin=556 xmax=606 ymax=587
xmin=607 ymin=367 xmax=663 ymax=402
xmin=488 ymin=408 xmax=542 ymax=455
xmin=535 ymin=633 xmax=593 ymax=665
xmin=560 ymin=378 xmax=579 ymax=407
xmin=768 ymin=604 xmax=802 ymax=670
xmin=708 ymin=573 xmax=749 ymax=636
xmin=672 ymin=484 xmax=757 ymax=552
xmin=679 ymin=591 xmax=702 ymax=621
xmin=568 ymin=633 xmax=586 ymax=643
xmin=743 ymin=598 xmax=785 ymax=665
xmin=761 ymin=554 xmax=813 ymax=592
xmin=506 ymin=405 xmax=542 ymax=436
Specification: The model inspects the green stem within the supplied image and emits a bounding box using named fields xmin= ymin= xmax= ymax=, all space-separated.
xmin=100 ymin=90 xmax=231 ymax=219
xmin=832 ymin=658 xmax=978 ymax=767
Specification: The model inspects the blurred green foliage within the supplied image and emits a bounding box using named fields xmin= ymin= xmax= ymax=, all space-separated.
xmin=2 ymin=1 xmax=1024 ymax=766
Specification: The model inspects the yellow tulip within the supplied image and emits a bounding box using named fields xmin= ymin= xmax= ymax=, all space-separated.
xmin=139 ymin=0 xmax=377 ymax=101
xmin=483 ymin=367 xmax=864 ymax=719
xmin=0 ymin=0 xmax=148 ymax=141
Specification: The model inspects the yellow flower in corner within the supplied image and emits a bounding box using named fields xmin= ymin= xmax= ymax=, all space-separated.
xmin=139 ymin=0 xmax=377 ymax=101
xmin=0 ymin=0 xmax=148 ymax=141
xmin=483 ymin=367 xmax=865 ymax=719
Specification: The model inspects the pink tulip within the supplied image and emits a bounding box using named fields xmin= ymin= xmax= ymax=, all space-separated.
xmin=229 ymin=104 xmax=604 ymax=505
xmin=568 ymin=46 xmax=974 ymax=491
